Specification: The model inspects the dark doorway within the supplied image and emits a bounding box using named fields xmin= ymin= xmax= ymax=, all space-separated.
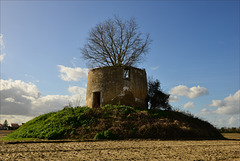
xmin=92 ymin=92 xmax=100 ymax=108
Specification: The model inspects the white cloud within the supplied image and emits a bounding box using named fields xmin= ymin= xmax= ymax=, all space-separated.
xmin=200 ymin=108 xmax=213 ymax=114
xmin=197 ymin=91 xmax=240 ymax=128
xmin=183 ymin=102 xmax=195 ymax=109
xmin=170 ymin=85 xmax=189 ymax=96
xmin=5 ymin=97 xmax=23 ymax=104
xmin=209 ymin=90 xmax=240 ymax=115
xmin=5 ymin=97 xmax=15 ymax=103
xmin=0 ymin=34 xmax=6 ymax=62
xmin=31 ymin=95 xmax=71 ymax=115
xmin=68 ymin=86 xmax=86 ymax=95
xmin=68 ymin=86 xmax=86 ymax=107
xmin=197 ymin=111 xmax=240 ymax=128
xmin=227 ymin=116 xmax=240 ymax=127
xmin=169 ymin=95 xmax=179 ymax=102
xmin=58 ymin=65 xmax=89 ymax=81
xmin=169 ymin=85 xmax=208 ymax=99
xmin=1 ymin=79 xmax=41 ymax=98
xmin=0 ymin=34 xmax=5 ymax=49
xmin=1 ymin=79 xmax=41 ymax=115
xmin=0 ymin=79 xmax=86 ymax=117
xmin=209 ymin=100 xmax=225 ymax=107
xmin=150 ymin=66 xmax=160 ymax=70
xmin=0 ymin=115 xmax=34 ymax=125
xmin=0 ymin=53 xmax=5 ymax=62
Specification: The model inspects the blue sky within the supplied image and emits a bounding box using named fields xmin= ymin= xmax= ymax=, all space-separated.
xmin=0 ymin=0 xmax=239 ymax=128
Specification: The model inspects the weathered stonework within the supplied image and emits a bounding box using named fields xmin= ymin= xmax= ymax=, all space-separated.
xmin=86 ymin=66 xmax=148 ymax=109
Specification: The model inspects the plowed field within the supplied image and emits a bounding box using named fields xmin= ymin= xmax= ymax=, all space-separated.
xmin=0 ymin=131 xmax=239 ymax=160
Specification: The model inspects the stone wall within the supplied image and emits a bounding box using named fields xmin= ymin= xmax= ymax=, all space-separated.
xmin=86 ymin=66 xmax=147 ymax=109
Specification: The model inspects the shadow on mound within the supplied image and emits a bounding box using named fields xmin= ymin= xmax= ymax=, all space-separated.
xmin=7 ymin=105 xmax=224 ymax=140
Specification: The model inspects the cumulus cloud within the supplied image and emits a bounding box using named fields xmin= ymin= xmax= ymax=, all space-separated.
xmin=0 ymin=115 xmax=34 ymax=125
xmin=5 ymin=97 xmax=23 ymax=104
xmin=68 ymin=86 xmax=86 ymax=95
xmin=58 ymin=65 xmax=89 ymax=81
xmin=150 ymin=66 xmax=160 ymax=70
xmin=0 ymin=79 xmax=86 ymax=117
xmin=169 ymin=85 xmax=208 ymax=99
xmin=169 ymin=95 xmax=179 ymax=102
xmin=0 ymin=34 xmax=5 ymax=49
xmin=1 ymin=79 xmax=40 ymax=98
xmin=0 ymin=34 xmax=5 ymax=62
xmin=0 ymin=53 xmax=5 ymax=62
xmin=184 ymin=102 xmax=195 ymax=109
xmin=1 ymin=79 xmax=41 ymax=115
xmin=209 ymin=100 xmax=225 ymax=107
xmin=68 ymin=86 xmax=86 ymax=107
xmin=197 ymin=111 xmax=240 ymax=128
xmin=32 ymin=94 xmax=78 ymax=116
xmin=228 ymin=116 xmax=240 ymax=126
xmin=209 ymin=90 xmax=240 ymax=115
xmin=200 ymin=108 xmax=213 ymax=115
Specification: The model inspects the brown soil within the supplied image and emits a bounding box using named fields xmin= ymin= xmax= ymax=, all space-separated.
xmin=0 ymin=130 xmax=14 ymax=138
xmin=1 ymin=131 xmax=239 ymax=160
xmin=222 ymin=133 xmax=240 ymax=140
xmin=0 ymin=139 xmax=239 ymax=160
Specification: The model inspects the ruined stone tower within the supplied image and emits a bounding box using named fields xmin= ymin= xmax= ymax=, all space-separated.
xmin=86 ymin=66 xmax=148 ymax=109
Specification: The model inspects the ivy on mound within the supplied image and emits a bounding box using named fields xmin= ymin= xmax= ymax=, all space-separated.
xmin=7 ymin=105 xmax=224 ymax=140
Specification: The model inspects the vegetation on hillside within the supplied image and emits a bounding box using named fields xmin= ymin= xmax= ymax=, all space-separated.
xmin=6 ymin=105 xmax=224 ymax=140
xmin=218 ymin=127 xmax=240 ymax=133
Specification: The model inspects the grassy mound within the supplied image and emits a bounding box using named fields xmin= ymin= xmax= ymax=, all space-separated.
xmin=7 ymin=105 xmax=224 ymax=140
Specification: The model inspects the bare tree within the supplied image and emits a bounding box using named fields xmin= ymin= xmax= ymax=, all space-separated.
xmin=81 ymin=16 xmax=151 ymax=67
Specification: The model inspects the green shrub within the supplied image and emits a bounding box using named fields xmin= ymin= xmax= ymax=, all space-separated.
xmin=94 ymin=130 xmax=116 ymax=140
